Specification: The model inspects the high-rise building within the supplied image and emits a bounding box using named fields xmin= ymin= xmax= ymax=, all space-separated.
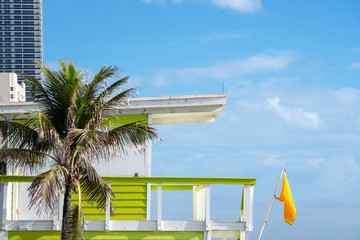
xmin=0 ymin=0 xmax=43 ymax=101
xmin=0 ymin=73 xmax=25 ymax=103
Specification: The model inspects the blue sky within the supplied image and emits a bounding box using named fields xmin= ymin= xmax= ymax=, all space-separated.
xmin=44 ymin=1 xmax=360 ymax=239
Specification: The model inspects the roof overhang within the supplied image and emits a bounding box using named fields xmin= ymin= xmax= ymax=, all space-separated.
xmin=0 ymin=94 xmax=227 ymax=125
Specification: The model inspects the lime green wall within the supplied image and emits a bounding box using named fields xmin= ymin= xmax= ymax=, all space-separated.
xmin=104 ymin=115 xmax=148 ymax=128
xmin=110 ymin=183 xmax=147 ymax=220
xmin=71 ymin=114 xmax=149 ymax=221
xmin=15 ymin=115 xmax=148 ymax=129
xmin=8 ymin=231 xmax=59 ymax=240
xmin=8 ymin=231 xmax=204 ymax=240
xmin=72 ymin=183 xmax=147 ymax=221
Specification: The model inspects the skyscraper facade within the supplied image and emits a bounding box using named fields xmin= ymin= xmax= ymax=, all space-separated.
xmin=0 ymin=0 xmax=43 ymax=101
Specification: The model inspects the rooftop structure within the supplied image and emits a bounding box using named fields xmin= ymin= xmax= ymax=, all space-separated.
xmin=0 ymin=93 xmax=257 ymax=240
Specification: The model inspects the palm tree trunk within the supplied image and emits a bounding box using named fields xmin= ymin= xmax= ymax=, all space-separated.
xmin=61 ymin=178 xmax=72 ymax=240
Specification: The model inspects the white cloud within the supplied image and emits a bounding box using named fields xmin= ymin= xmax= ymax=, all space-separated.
xmin=191 ymin=32 xmax=246 ymax=42
xmin=162 ymin=52 xmax=295 ymax=81
xmin=350 ymin=62 xmax=360 ymax=69
xmin=237 ymin=80 xmax=252 ymax=86
xmin=265 ymin=96 xmax=324 ymax=130
xmin=142 ymin=0 xmax=166 ymax=6
xmin=333 ymin=87 xmax=360 ymax=101
xmin=142 ymin=0 xmax=262 ymax=13
xmin=306 ymin=156 xmax=360 ymax=204
xmin=127 ymin=74 xmax=145 ymax=89
xmin=152 ymin=73 xmax=168 ymax=87
xmin=209 ymin=0 xmax=262 ymax=13
xmin=351 ymin=47 xmax=360 ymax=53
xmin=142 ymin=0 xmax=184 ymax=5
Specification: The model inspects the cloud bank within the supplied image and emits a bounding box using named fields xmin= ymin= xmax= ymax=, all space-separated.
xmin=142 ymin=0 xmax=262 ymax=13
xmin=266 ymin=96 xmax=324 ymax=130
xmin=350 ymin=62 xmax=360 ymax=69
xmin=209 ymin=0 xmax=262 ymax=13
xmin=151 ymin=52 xmax=295 ymax=86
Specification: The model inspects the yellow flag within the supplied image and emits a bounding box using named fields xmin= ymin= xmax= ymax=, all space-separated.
xmin=277 ymin=173 xmax=296 ymax=225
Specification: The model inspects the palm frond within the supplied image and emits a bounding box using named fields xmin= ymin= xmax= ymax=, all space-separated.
xmin=28 ymin=166 xmax=68 ymax=215
xmin=25 ymin=111 xmax=62 ymax=145
xmin=29 ymin=60 xmax=86 ymax=136
xmin=79 ymin=163 xmax=115 ymax=215
xmin=64 ymin=128 xmax=113 ymax=164
xmin=72 ymin=67 xmax=129 ymax=130
xmin=0 ymin=119 xmax=52 ymax=151
xmin=65 ymin=123 xmax=159 ymax=165
xmin=69 ymin=204 xmax=85 ymax=240
xmin=79 ymin=65 xmax=118 ymax=107
xmin=97 ymin=75 xmax=130 ymax=102
xmin=108 ymin=88 xmax=135 ymax=106
xmin=21 ymin=73 xmax=49 ymax=101
xmin=0 ymin=148 xmax=53 ymax=172
xmin=107 ymin=121 xmax=160 ymax=150
xmin=91 ymin=65 xmax=119 ymax=89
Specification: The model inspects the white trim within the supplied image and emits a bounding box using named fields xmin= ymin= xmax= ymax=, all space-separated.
xmin=145 ymin=114 xmax=152 ymax=177
xmin=52 ymin=201 xmax=58 ymax=230
xmin=57 ymin=191 xmax=63 ymax=229
xmin=205 ymin=184 xmax=211 ymax=240
xmin=157 ymin=184 xmax=162 ymax=231
xmin=5 ymin=220 xmax=246 ymax=232
xmin=0 ymin=183 xmax=8 ymax=230
xmin=7 ymin=220 xmax=52 ymax=231
xmin=105 ymin=183 xmax=111 ymax=231
xmin=205 ymin=184 xmax=211 ymax=231
xmin=146 ymin=183 xmax=151 ymax=221
xmin=12 ymin=181 xmax=19 ymax=220
xmin=211 ymin=221 xmax=246 ymax=231
xmin=243 ymin=185 xmax=254 ymax=232
xmin=0 ymin=94 xmax=227 ymax=125
xmin=145 ymin=114 xmax=152 ymax=220
xmin=205 ymin=231 xmax=212 ymax=240
xmin=193 ymin=185 xmax=198 ymax=220
xmin=6 ymin=183 xmax=11 ymax=222
xmin=0 ymin=231 xmax=7 ymax=240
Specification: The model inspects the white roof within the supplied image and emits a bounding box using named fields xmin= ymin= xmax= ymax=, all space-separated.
xmin=0 ymin=94 xmax=227 ymax=125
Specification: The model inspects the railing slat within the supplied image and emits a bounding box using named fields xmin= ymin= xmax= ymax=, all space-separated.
xmin=0 ymin=183 xmax=8 ymax=230
xmin=105 ymin=183 xmax=111 ymax=231
xmin=157 ymin=183 xmax=162 ymax=230
xmin=243 ymin=185 xmax=254 ymax=232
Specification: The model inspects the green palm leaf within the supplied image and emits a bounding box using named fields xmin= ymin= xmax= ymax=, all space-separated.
xmin=28 ymin=166 xmax=68 ymax=215
xmin=79 ymin=163 xmax=115 ymax=214
xmin=0 ymin=148 xmax=51 ymax=172
xmin=0 ymin=119 xmax=54 ymax=151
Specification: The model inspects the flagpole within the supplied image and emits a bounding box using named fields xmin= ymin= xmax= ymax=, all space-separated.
xmin=257 ymin=166 xmax=286 ymax=240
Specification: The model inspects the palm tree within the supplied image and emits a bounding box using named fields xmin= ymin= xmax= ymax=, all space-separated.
xmin=0 ymin=60 xmax=159 ymax=240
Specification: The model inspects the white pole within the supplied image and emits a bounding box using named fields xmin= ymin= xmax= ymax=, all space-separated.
xmin=257 ymin=167 xmax=285 ymax=240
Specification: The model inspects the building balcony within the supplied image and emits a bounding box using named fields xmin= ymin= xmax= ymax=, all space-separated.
xmin=0 ymin=176 xmax=255 ymax=240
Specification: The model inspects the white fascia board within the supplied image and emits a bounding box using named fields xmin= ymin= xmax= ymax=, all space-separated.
xmin=6 ymin=220 xmax=246 ymax=232
xmin=0 ymin=94 xmax=227 ymax=125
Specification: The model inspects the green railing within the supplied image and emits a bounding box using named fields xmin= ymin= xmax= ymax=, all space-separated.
xmin=0 ymin=176 xmax=256 ymax=240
